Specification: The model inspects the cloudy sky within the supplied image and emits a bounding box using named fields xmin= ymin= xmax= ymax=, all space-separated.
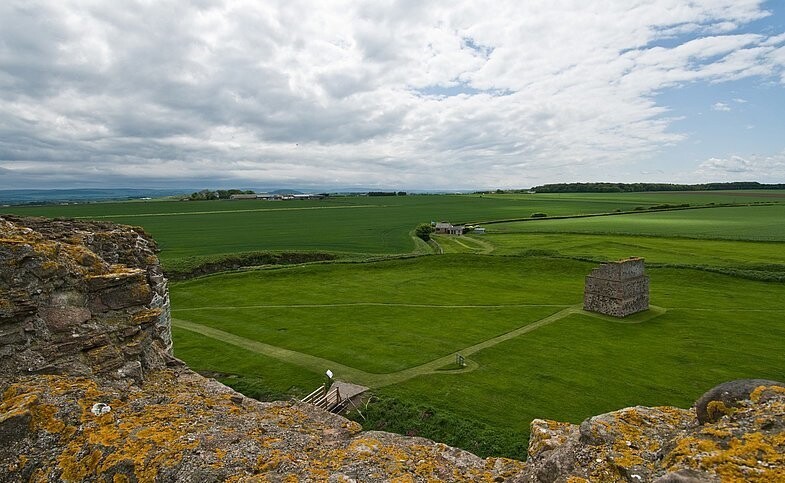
xmin=1 ymin=0 xmax=784 ymax=190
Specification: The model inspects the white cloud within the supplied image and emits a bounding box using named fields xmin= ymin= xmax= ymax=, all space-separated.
xmin=712 ymin=102 xmax=732 ymax=111
xmin=697 ymin=152 xmax=785 ymax=178
xmin=0 ymin=0 xmax=783 ymax=189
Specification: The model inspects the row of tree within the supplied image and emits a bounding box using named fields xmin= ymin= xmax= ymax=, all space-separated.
xmin=188 ymin=189 xmax=255 ymax=200
xmin=528 ymin=182 xmax=785 ymax=193
xmin=367 ymin=191 xmax=408 ymax=196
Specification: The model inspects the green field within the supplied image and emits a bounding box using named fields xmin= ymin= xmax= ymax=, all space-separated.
xmin=488 ymin=204 xmax=785 ymax=241
xmin=3 ymin=191 xmax=782 ymax=264
xmin=4 ymin=191 xmax=785 ymax=459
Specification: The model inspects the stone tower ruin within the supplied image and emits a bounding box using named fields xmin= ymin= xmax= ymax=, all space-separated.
xmin=584 ymin=257 xmax=649 ymax=317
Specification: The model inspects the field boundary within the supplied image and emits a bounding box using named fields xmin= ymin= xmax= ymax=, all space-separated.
xmin=461 ymin=201 xmax=779 ymax=227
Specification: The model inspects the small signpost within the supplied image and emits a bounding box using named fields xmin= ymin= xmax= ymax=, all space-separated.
xmin=455 ymin=353 xmax=466 ymax=368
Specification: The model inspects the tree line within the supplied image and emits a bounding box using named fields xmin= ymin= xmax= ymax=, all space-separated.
xmin=527 ymin=182 xmax=785 ymax=193
xmin=188 ymin=189 xmax=255 ymax=200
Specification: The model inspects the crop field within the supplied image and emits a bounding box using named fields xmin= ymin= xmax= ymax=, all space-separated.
xmin=487 ymin=204 xmax=785 ymax=241
xmin=3 ymin=191 xmax=782 ymax=264
xmin=5 ymin=191 xmax=785 ymax=458
xmin=441 ymin=233 xmax=785 ymax=268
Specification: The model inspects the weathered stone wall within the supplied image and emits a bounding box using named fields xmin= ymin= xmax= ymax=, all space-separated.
xmin=0 ymin=216 xmax=172 ymax=381
xmin=584 ymin=257 xmax=650 ymax=317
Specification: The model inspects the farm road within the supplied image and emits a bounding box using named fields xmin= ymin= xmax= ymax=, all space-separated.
xmin=173 ymin=304 xmax=665 ymax=388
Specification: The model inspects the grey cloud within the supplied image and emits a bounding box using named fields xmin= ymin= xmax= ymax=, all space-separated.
xmin=0 ymin=0 xmax=784 ymax=190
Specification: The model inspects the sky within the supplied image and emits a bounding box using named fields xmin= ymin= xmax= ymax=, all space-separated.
xmin=1 ymin=0 xmax=784 ymax=191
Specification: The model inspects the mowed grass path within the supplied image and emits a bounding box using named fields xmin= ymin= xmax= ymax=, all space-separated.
xmin=171 ymin=255 xmax=785 ymax=439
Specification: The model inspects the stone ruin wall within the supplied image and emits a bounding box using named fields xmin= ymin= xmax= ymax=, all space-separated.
xmin=583 ymin=257 xmax=650 ymax=317
xmin=0 ymin=215 xmax=173 ymax=381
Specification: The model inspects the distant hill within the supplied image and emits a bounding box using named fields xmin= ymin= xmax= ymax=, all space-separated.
xmin=528 ymin=182 xmax=785 ymax=193
xmin=0 ymin=189 xmax=189 ymax=205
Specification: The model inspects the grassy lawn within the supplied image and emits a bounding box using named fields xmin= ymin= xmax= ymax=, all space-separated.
xmin=375 ymin=265 xmax=785 ymax=456
xmin=381 ymin=306 xmax=785 ymax=442
xmin=171 ymin=256 xmax=584 ymax=373
xmin=171 ymin=255 xmax=785 ymax=459
xmin=174 ymin=305 xmax=562 ymax=373
xmin=171 ymin=255 xmax=585 ymax=307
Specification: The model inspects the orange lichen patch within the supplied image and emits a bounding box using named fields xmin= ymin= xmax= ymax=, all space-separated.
xmin=31 ymin=402 xmax=66 ymax=434
xmin=666 ymin=431 xmax=785 ymax=482
xmin=29 ymin=468 xmax=48 ymax=483
xmin=0 ymin=237 xmax=29 ymax=244
xmin=256 ymin=449 xmax=294 ymax=472
xmin=132 ymin=308 xmax=163 ymax=325
xmin=566 ymin=477 xmax=590 ymax=483
xmin=59 ymin=243 xmax=109 ymax=273
xmin=389 ymin=475 xmax=416 ymax=483
xmin=262 ymin=405 xmax=309 ymax=429
xmin=484 ymin=457 xmax=528 ymax=479
xmin=2 ymin=371 xmax=255 ymax=482
xmin=0 ymin=390 xmax=69 ymax=435
xmin=750 ymin=385 xmax=785 ymax=403
xmin=607 ymin=409 xmax=650 ymax=468
xmin=700 ymin=426 xmax=733 ymax=439
xmin=547 ymin=420 xmax=573 ymax=431
xmin=706 ymin=400 xmax=737 ymax=421
xmin=112 ymin=474 xmax=130 ymax=483
xmin=342 ymin=420 xmax=362 ymax=434
xmin=528 ymin=419 xmax=573 ymax=456
xmin=0 ymin=392 xmax=37 ymax=420
xmin=347 ymin=437 xmax=383 ymax=456
xmin=40 ymin=259 xmax=61 ymax=271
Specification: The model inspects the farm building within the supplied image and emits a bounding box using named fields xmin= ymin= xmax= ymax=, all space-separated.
xmin=434 ymin=222 xmax=465 ymax=235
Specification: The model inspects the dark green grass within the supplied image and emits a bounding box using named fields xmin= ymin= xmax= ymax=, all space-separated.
xmin=489 ymin=204 xmax=785 ymax=241
xmin=171 ymin=255 xmax=585 ymax=307
xmin=172 ymin=326 xmax=322 ymax=398
xmin=174 ymin=305 xmax=561 ymax=373
xmin=378 ymin=267 xmax=785 ymax=447
xmin=171 ymin=255 xmax=582 ymax=372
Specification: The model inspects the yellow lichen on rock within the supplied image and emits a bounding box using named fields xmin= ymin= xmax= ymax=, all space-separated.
xmin=750 ymin=384 xmax=785 ymax=403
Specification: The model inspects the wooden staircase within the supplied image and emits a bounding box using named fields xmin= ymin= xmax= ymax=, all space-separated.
xmin=301 ymin=385 xmax=346 ymax=413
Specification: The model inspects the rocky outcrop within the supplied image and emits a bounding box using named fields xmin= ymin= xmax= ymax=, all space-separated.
xmin=524 ymin=381 xmax=785 ymax=482
xmin=0 ymin=215 xmax=171 ymax=382
xmin=1 ymin=216 xmax=783 ymax=482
